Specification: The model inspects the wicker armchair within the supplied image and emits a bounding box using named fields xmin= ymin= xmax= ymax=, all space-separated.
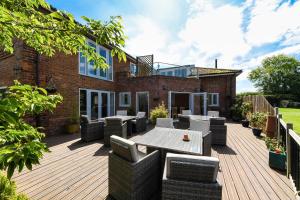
xmin=162 ymin=153 xmax=222 ymax=200
xmin=104 ymin=118 xmax=127 ymax=147
xmin=132 ymin=112 xmax=147 ymax=133
xmin=210 ymin=118 xmax=227 ymax=146
xmin=177 ymin=115 xmax=190 ymax=130
xmin=80 ymin=115 xmax=104 ymax=142
xmin=109 ymin=136 xmax=160 ymax=200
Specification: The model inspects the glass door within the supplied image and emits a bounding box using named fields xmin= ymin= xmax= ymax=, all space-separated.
xmin=191 ymin=93 xmax=207 ymax=115
xmin=136 ymin=92 xmax=149 ymax=117
xmin=90 ymin=91 xmax=99 ymax=120
xmin=101 ymin=92 xmax=108 ymax=118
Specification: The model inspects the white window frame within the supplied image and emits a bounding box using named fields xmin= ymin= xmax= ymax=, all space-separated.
xmin=119 ymin=92 xmax=131 ymax=107
xmin=208 ymin=93 xmax=219 ymax=107
xmin=130 ymin=62 xmax=137 ymax=76
xmin=78 ymin=39 xmax=113 ymax=82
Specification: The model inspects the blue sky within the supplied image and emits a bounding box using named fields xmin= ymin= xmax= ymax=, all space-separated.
xmin=48 ymin=0 xmax=300 ymax=93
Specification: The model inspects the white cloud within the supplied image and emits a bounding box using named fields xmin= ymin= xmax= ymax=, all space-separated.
xmin=245 ymin=0 xmax=300 ymax=46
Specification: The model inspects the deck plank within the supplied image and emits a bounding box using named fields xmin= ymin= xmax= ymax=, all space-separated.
xmin=13 ymin=123 xmax=295 ymax=200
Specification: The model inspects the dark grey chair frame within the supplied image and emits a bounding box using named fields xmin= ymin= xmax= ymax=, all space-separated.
xmin=104 ymin=118 xmax=127 ymax=147
xmin=162 ymin=161 xmax=222 ymax=200
xmin=109 ymin=150 xmax=160 ymax=200
xmin=132 ymin=117 xmax=147 ymax=133
xmin=177 ymin=115 xmax=190 ymax=130
xmin=80 ymin=115 xmax=104 ymax=142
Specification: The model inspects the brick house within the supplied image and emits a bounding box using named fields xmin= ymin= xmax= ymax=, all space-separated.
xmin=0 ymin=40 xmax=241 ymax=136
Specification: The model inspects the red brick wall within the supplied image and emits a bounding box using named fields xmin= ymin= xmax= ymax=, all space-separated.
xmin=0 ymin=43 xmax=237 ymax=135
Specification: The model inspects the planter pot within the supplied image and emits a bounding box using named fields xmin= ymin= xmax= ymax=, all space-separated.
xmin=65 ymin=124 xmax=80 ymax=134
xmin=252 ymin=128 xmax=262 ymax=137
xmin=241 ymin=120 xmax=250 ymax=128
xmin=269 ymin=151 xmax=286 ymax=171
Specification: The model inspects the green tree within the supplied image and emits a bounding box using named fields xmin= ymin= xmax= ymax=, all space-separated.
xmin=0 ymin=0 xmax=127 ymax=179
xmin=0 ymin=0 xmax=127 ymax=68
xmin=0 ymin=81 xmax=63 ymax=179
xmin=249 ymin=54 xmax=300 ymax=97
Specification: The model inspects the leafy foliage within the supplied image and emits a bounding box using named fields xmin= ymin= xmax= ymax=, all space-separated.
xmin=249 ymin=112 xmax=267 ymax=129
xmin=241 ymin=102 xmax=252 ymax=119
xmin=0 ymin=81 xmax=63 ymax=179
xmin=0 ymin=172 xmax=29 ymax=200
xmin=0 ymin=0 xmax=127 ymax=69
xmin=150 ymin=102 xmax=168 ymax=124
xmin=265 ymin=137 xmax=285 ymax=154
xmin=249 ymin=54 xmax=300 ymax=97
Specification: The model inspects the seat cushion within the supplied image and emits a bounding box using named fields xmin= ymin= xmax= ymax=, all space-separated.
xmin=182 ymin=110 xmax=192 ymax=115
xmin=136 ymin=112 xmax=146 ymax=118
xmin=110 ymin=135 xmax=139 ymax=162
xmin=166 ymin=153 xmax=219 ymax=183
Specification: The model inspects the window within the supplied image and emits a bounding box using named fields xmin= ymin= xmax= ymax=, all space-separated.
xmin=80 ymin=89 xmax=87 ymax=115
xmin=175 ymin=69 xmax=180 ymax=77
xmin=119 ymin=92 xmax=131 ymax=107
xmin=130 ymin=63 xmax=137 ymax=76
xmin=167 ymin=71 xmax=173 ymax=76
xmin=181 ymin=69 xmax=187 ymax=77
xmin=160 ymin=71 xmax=166 ymax=76
xmin=79 ymin=39 xmax=113 ymax=81
xmin=208 ymin=93 xmax=219 ymax=106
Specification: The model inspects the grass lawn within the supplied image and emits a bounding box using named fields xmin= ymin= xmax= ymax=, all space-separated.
xmin=279 ymin=108 xmax=300 ymax=134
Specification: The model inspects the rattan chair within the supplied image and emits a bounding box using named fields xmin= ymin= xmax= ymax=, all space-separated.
xmin=104 ymin=118 xmax=127 ymax=147
xmin=210 ymin=118 xmax=227 ymax=145
xmin=132 ymin=112 xmax=147 ymax=133
xmin=182 ymin=110 xmax=192 ymax=115
xmin=156 ymin=118 xmax=174 ymax=129
xmin=109 ymin=136 xmax=160 ymax=200
xmin=189 ymin=119 xmax=212 ymax=156
xmin=162 ymin=153 xmax=222 ymax=200
xmin=80 ymin=115 xmax=104 ymax=142
xmin=177 ymin=114 xmax=190 ymax=129
xmin=207 ymin=111 xmax=219 ymax=117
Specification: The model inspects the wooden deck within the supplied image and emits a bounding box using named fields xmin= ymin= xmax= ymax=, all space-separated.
xmin=13 ymin=123 xmax=295 ymax=200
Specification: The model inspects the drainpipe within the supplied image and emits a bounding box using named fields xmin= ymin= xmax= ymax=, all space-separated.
xmin=35 ymin=53 xmax=41 ymax=127
xmin=215 ymin=59 xmax=218 ymax=69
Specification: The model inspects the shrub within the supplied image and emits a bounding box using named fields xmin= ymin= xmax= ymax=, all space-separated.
xmin=150 ymin=102 xmax=168 ymax=124
xmin=280 ymin=100 xmax=289 ymax=108
xmin=265 ymin=137 xmax=285 ymax=154
xmin=0 ymin=173 xmax=29 ymax=200
xmin=241 ymin=101 xmax=252 ymax=119
xmin=250 ymin=112 xmax=267 ymax=129
xmin=230 ymin=96 xmax=243 ymax=121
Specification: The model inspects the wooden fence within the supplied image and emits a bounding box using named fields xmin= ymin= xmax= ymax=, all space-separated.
xmin=243 ymin=95 xmax=275 ymax=115
xmin=277 ymin=112 xmax=300 ymax=197
xmin=244 ymin=95 xmax=300 ymax=197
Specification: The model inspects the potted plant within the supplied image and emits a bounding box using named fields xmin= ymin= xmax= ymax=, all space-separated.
xmin=65 ymin=102 xmax=80 ymax=134
xmin=250 ymin=112 xmax=266 ymax=136
xmin=265 ymin=137 xmax=286 ymax=171
xmin=241 ymin=102 xmax=252 ymax=127
xmin=150 ymin=102 xmax=168 ymax=124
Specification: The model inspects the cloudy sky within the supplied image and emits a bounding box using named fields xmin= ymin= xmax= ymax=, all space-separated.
xmin=48 ymin=0 xmax=300 ymax=93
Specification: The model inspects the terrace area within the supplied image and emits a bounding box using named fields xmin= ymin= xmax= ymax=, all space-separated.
xmin=12 ymin=122 xmax=295 ymax=200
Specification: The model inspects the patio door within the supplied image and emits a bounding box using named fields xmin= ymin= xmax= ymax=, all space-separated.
xmin=136 ymin=92 xmax=149 ymax=117
xmin=191 ymin=93 xmax=207 ymax=115
xmin=80 ymin=89 xmax=114 ymax=120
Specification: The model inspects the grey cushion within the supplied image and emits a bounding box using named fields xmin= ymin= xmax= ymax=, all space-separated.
xmin=110 ymin=135 xmax=139 ymax=162
xmin=182 ymin=110 xmax=192 ymax=115
xmin=136 ymin=112 xmax=146 ymax=118
xmin=166 ymin=153 xmax=219 ymax=182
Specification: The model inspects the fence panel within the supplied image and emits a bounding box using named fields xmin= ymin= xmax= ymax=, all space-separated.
xmin=243 ymin=95 xmax=275 ymax=116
